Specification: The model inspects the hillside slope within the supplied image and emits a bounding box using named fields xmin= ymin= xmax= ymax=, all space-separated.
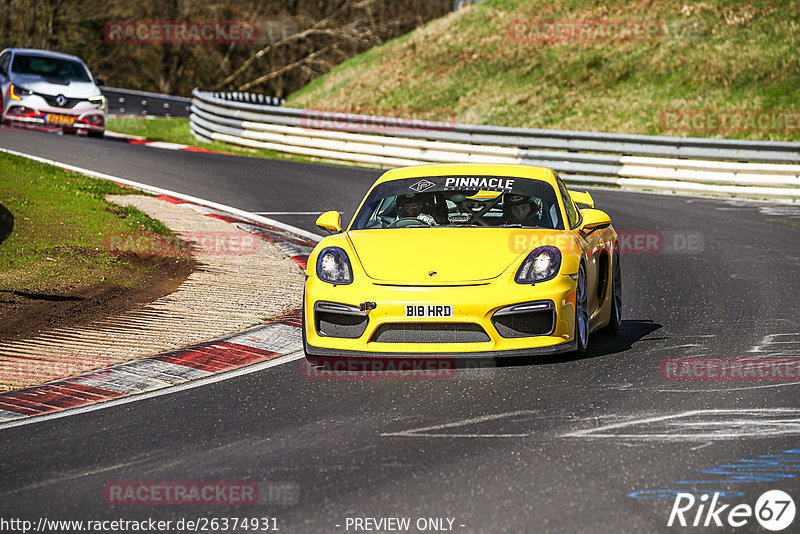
xmin=287 ymin=0 xmax=800 ymax=140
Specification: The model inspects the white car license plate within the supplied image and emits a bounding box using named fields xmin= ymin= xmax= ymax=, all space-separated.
xmin=405 ymin=305 xmax=453 ymax=318
xmin=45 ymin=113 xmax=75 ymax=125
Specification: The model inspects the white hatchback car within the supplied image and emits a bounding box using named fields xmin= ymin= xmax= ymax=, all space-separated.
xmin=0 ymin=48 xmax=106 ymax=138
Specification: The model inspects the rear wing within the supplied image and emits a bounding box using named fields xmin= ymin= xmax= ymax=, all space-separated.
xmin=568 ymin=190 xmax=594 ymax=209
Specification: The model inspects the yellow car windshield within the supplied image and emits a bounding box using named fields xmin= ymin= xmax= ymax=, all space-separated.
xmin=350 ymin=176 xmax=564 ymax=230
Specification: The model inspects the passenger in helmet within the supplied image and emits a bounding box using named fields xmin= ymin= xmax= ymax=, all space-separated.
xmin=395 ymin=193 xmax=438 ymax=226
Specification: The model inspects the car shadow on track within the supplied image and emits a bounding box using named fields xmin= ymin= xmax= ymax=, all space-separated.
xmin=303 ymin=320 xmax=662 ymax=375
xmin=463 ymin=319 xmax=662 ymax=369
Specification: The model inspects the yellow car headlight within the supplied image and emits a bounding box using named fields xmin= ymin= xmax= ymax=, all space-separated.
xmin=515 ymin=246 xmax=561 ymax=284
xmin=316 ymin=247 xmax=353 ymax=285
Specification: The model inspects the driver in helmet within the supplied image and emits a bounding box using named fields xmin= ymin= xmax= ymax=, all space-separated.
xmin=503 ymin=194 xmax=544 ymax=226
xmin=395 ymin=193 xmax=438 ymax=226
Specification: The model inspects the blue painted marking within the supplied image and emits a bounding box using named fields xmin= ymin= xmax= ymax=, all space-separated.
xmin=629 ymin=447 xmax=800 ymax=500
xmin=628 ymin=489 xmax=745 ymax=500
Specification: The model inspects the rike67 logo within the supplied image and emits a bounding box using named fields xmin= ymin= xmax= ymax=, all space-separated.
xmin=668 ymin=490 xmax=795 ymax=531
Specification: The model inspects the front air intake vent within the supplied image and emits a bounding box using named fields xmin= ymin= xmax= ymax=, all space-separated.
xmin=314 ymin=301 xmax=369 ymax=339
xmin=492 ymin=301 xmax=555 ymax=338
xmin=370 ymin=323 xmax=490 ymax=344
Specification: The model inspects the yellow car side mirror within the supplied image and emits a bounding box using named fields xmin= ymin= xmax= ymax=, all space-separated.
xmin=316 ymin=211 xmax=342 ymax=234
xmin=580 ymin=208 xmax=611 ymax=233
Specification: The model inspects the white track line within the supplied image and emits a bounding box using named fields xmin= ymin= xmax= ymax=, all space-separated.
xmin=0 ymin=146 xmax=323 ymax=243
xmin=252 ymin=211 xmax=331 ymax=215
xmin=0 ymin=351 xmax=305 ymax=432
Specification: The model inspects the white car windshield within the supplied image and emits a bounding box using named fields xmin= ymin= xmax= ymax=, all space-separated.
xmin=11 ymin=54 xmax=91 ymax=83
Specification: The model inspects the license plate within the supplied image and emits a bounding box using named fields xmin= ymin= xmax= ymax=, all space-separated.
xmin=45 ymin=114 xmax=75 ymax=125
xmin=405 ymin=305 xmax=453 ymax=318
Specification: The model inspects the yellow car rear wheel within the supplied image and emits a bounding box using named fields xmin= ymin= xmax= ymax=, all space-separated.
xmin=574 ymin=262 xmax=589 ymax=355
xmin=605 ymin=249 xmax=622 ymax=334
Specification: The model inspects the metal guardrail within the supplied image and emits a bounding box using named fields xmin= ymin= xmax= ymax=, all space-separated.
xmin=102 ymin=87 xmax=192 ymax=117
xmin=102 ymin=87 xmax=286 ymax=118
xmin=189 ymin=89 xmax=800 ymax=201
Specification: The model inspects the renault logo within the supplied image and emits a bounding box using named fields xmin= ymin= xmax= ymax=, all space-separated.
xmin=428 ymin=271 xmax=437 ymax=276
xmin=56 ymin=95 xmax=67 ymax=106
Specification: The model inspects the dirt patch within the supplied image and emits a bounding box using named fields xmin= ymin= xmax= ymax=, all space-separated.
xmin=0 ymin=252 xmax=196 ymax=343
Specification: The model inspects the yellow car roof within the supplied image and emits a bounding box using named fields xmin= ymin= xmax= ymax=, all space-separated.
xmin=374 ymin=163 xmax=558 ymax=187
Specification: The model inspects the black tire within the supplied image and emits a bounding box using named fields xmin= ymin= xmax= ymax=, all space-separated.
xmin=301 ymin=298 xmax=327 ymax=368
xmin=301 ymin=291 xmax=313 ymax=359
xmin=573 ymin=262 xmax=589 ymax=355
xmin=88 ymin=130 xmax=104 ymax=139
xmin=605 ymin=249 xmax=622 ymax=334
xmin=301 ymin=301 xmax=326 ymax=372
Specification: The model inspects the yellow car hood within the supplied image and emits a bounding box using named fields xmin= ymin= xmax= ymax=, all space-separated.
xmin=347 ymin=228 xmax=559 ymax=284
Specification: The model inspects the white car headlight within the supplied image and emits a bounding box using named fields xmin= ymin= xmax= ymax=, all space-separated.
xmin=88 ymin=95 xmax=106 ymax=110
xmin=9 ymin=84 xmax=33 ymax=100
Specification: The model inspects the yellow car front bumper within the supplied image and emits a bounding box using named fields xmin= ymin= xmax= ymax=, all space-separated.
xmin=303 ymin=272 xmax=579 ymax=358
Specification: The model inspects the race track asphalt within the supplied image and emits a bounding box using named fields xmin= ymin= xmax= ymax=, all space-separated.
xmin=1 ymin=128 xmax=799 ymax=533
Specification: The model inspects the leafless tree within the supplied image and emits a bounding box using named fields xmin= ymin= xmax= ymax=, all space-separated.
xmin=0 ymin=0 xmax=450 ymax=97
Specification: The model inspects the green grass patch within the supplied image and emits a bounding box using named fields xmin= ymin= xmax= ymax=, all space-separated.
xmin=107 ymin=117 xmax=200 ymax=146
xmin=107 ymin=117 xmax=349 ymax=166
xmin=0 ymin=151 xmax=171 ymax=293
xmin=286 ymin=0 xmax=800 ymax=141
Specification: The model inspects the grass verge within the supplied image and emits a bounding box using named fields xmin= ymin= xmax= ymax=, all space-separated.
xmin=107 ymin=117 xmax=244 ymax=153
xmin=287 ymin=0 xmax=800 ymax=141
xmin=107 ymin=117 xmax=346 ymax=166
xmin=0 ymin=149 xmax=182 ymax=301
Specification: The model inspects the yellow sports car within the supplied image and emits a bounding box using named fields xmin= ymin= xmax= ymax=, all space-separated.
xmin=303 ymin=163 xmax=621 ymax=359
